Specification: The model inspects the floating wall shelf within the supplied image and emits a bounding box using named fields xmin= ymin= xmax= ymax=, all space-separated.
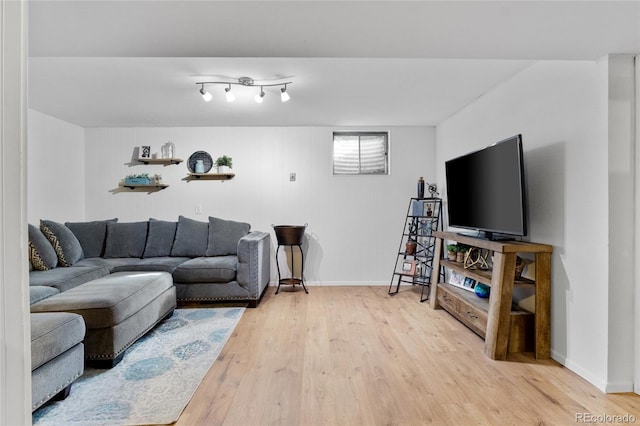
xmin=136 ymin=158 xmax=183 ymax=165
xmin=184 ymin=173 xmax=235 ymax=182
xmin=120 ymin=183 xmax=169 ymax=191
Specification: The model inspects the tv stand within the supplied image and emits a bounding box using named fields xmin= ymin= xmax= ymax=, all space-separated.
xmin=429 ymin=231 xmax=552 ymax=360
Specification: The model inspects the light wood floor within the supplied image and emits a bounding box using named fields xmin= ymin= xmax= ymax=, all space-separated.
xmin=176 ymin=286 xmax=640 ymax=426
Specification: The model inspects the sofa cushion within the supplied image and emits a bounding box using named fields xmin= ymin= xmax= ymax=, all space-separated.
xmin=171 ymin=216 xmax=208 ymax=257
xmin=31 ymin=312 xmax=85 ymax=371
xmin=172 ymin=256 xmax=237 ymax=283
xmin=104 ymin=221 xmax=148 ymax=258
xmin=29 ymin=286 xmax=60 ymax=305
xmin=40 ymin=220 xmax=84 ymax=266
xmin=143 ymin=219 xmax=177 ymax=258
xmin=28 ymin=224 xmax=58 ymax=271
xmin=66 ymin=219 xmax=118 ymax=258
xmin=30 ymin=272 xmax=175 ymax=329
xmin=206 ymin=216 xmax=250 ymax=256
xmin=29 ymin=265 xmax=110 ymax=292
xmin=111 ymin=257 xmax=190 ymax=274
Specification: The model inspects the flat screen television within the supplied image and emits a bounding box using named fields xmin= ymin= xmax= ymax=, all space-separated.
xmin=445 ymin=134 xmax=527 ymax=240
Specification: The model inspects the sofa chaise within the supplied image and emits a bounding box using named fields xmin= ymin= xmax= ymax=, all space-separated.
xmin=27 ymin=215 xmax=270 ymax=409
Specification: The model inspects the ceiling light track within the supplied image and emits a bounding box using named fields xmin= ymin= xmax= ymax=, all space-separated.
xmin=196 ymin=77 xmax=292 ymax=103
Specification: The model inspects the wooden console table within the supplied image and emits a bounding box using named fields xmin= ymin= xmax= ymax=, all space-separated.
xmin=429 ymin=231 xmax=552 ymax=360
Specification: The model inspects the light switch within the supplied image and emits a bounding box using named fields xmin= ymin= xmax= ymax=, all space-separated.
xmin=290 ymin=172 xmax=296 ymax=182
xmin=195 ymin=204 xmax=203 ymax=214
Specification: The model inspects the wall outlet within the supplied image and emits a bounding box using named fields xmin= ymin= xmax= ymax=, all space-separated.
xmin=290 ymin=172 xmax=296 ymax=182
xmin=195 ymin=204 xmax=203 ymax=215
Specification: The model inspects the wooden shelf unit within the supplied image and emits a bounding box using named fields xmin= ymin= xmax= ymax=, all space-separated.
xmin=429 ymin=231 xmax=552 ymax=360
xmin=136 ymin=158 xmax=183 ymax=165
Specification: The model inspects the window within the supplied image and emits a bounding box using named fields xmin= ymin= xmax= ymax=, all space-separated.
xmin=332 ymin=131 xmax=389 ymax=175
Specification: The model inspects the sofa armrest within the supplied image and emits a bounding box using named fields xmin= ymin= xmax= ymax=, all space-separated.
xmin=237 ymin=231 xmax=271 ymax=303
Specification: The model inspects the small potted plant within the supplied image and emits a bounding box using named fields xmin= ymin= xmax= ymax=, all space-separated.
xmin=446 ymin=244 xmax=457 ymax=261
xmin=456 ymin=244 xmax=470 ymax=263
xmin=215 ymin=155 xmax=233 ymax=173
xmin=124 ymin=173 xmax=151 ymax=186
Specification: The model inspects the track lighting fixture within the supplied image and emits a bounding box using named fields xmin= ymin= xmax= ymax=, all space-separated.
xmin=225 ymin=84 xmax=235 ymax=102
xmin=255 ymin=87 xmax=265 ymax=103
xmin=196 ymin=77 xmax=292 ymax=104
xmin=199 ymin=84 xmax=212 ymax=102
xmin=280 ymin=84 xmax=290 ymax=102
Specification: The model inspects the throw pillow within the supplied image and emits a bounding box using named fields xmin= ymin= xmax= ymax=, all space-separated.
xmin=171 ymin=216 xmax=208 ymax=257
xmin=104 ymin=221 xmax=149 ymax=258
xmin=142 ymin=219 xmax=177 ymax=258
xmin=65 ymin=218 xmax=118 ymax=258
xmin=40 ymin=220 xmax=84 ymax=266
xmin=28 ymin=224 xmax=58 ymax=271
xmin=206 ymin=216 xmax=251 ymax=256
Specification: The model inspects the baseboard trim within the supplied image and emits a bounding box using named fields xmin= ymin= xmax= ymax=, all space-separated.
xmin=268 ymin=281 xmax=388 ymax=287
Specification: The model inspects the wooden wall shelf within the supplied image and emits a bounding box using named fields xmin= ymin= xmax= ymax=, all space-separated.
xmin=136 ymin=158 xmax=183 ymax=165
xmin=121 ymin=183 xmax=168 ymax=191
xmin=184 ymin=173 xmax=235 ymax=182
xmin=429 ymin=231 xmax=552 ymax=360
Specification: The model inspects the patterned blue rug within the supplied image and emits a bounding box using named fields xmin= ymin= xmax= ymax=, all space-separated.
xmin=33 ymin=308 xmax=244 ymax=425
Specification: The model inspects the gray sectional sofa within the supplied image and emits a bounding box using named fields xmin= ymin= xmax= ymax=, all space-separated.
xmin=27 ymin=215 xmax=270 ymax=410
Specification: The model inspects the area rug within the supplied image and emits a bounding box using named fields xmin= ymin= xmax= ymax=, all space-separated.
xmin=32 ymin=307 xmax=244 ymax=425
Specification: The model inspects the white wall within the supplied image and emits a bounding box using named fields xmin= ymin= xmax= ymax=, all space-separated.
xmin=82 ymin=126 xmax=436 ymax=285
xmin=0 ymin=0 xmax=31 ymax=423
xmin=27 ymin=109 xmax=86 ymax=224
xmin=436 ymin=60 xmax=612 ymax=390
xmin=607 ymin=55 xmax=636 ymax=392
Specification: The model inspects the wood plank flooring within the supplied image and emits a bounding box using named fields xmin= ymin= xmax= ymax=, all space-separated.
xmin=176 ymin=286 xmax=640 ymax=425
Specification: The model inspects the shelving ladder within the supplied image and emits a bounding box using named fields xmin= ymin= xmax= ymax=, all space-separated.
xmin=388 ymin=197 xmax=443 ymax=302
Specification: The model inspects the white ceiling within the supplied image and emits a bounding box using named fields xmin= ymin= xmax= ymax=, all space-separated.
xmin=28 ymin=1 xmax=640 ymax=128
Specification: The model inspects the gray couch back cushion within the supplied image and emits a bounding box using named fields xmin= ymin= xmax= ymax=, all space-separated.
xmin=40 ymin=220 xmax=84 ymax=266
xmin=104 ymin=221 xmax=149 ymax=258
xmin=28 ymin=224 xmax=58 ymax=270
xmin=171 ymin=216 xmax=208 ymax=257
xmin=66 ymin=219 xmax=118 ymax=258
xmin=143 ymin=219 xmax=177 ymax=258
xmin=206 ymin=216 xmax=251 ymax=256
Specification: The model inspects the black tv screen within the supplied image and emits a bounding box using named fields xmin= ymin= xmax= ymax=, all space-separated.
xmin=445 ymin=135 xmax=527 ymax=239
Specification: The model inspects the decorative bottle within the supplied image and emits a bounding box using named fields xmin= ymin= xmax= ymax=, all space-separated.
xmin=195 ymin=159 xmax=205 ymax=173
xmin=417 ymin=177 xmax=425 ymax=199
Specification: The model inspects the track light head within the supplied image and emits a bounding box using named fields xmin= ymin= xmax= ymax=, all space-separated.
xmin=199 ymin=85 xmax=212 ymax=102
xmin=255 ymin=87 xmax=265 ymax=104
xmin=280 ymin=85 xmax=290 ymax=102
xmin=225 ymin=84 xmax=235 ymax=102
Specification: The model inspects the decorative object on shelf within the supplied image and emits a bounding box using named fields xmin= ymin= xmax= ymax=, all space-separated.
xmin=425 ymin=203 xmax=433 ymax=217
xmin=464 ymin=247 xmax=491 ymax=270
xmin=187 ymin=151 xmax=213 ymax=173
xmin=195 ymin=160 xmax=205 ymax=173
xmin=474 ymin=283 xmax=491 ymax=298
xmin=447 ymin=244 xmax=458 ymax=261
xmin=215 ymin=155 xmax=233 ymax=173
xmin=417 ymin=176 xmax=425 ymax=199
xmin=405 ymin=238 xmax=417 ymax=255
xmin=161 ymin=141 xmax=175 ymax=159
xmin=139 ymin=146 xmax=151 ymax=159
xmin=515 ymin=256 xmax=526 ymax=279
xmin=125 ymin=173 xmax=151 ymax=186
xmin=153 ymin=174 xmax=162 ymax=184
xmin=428 ymin=183 xmax=439 ymax=198
xmin=196 ymin=77 xmax=292 ymax=104
xmin=401 ymin=260 xmax=416 ymax=276
xmin=451 ymin=244 xmax=469 ymax=263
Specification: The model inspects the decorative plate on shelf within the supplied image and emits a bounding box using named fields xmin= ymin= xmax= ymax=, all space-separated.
xmin=187 ymin=151 xmax=213 ymax=173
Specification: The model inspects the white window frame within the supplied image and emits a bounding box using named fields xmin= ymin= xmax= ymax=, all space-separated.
xmin=332 ymin=131 xmax=390 ymax=175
